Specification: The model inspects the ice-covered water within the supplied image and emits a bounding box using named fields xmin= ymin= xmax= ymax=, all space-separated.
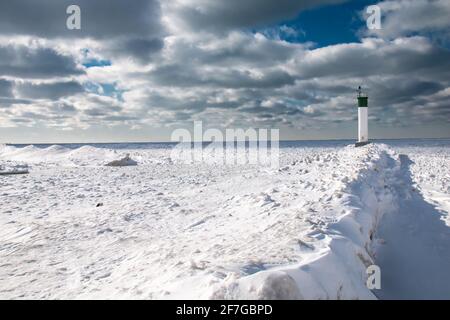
xmin=1 ymin=139 xmax=449 ymax=299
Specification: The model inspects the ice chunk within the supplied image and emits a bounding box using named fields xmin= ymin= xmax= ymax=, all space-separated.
xmin=105 ymin=154 xmax=137 ymax=167
xmin=0 ymin=162 xmax=29 ymax=175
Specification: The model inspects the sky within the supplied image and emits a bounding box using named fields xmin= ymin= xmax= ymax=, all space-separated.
xmin=0 ymin=0 xmax=449 ymax=143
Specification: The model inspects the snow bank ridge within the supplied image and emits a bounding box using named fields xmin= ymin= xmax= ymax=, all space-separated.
xmin=0 ymin=144 xmax=136 ymax=167
xmin=211 ymin=144 xmax=400 ymax=300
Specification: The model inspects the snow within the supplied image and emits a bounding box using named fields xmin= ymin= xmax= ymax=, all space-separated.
xmin=0 ymin=162 xmax=29 ymax=175
xmin=105 ymin=154 xmax=138 ymax=167
xmin=0 ymin=140 xmax=449 ymax=299
xmin=373 ymin=145 xmax=450 ymax=299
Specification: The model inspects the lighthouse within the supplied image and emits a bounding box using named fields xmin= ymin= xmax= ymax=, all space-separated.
xmin=355 ymin=86 xmax=370 ymax=147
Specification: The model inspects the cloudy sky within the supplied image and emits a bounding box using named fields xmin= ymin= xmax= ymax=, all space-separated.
xmin=0 ymin=0 xmax=449 ymax=143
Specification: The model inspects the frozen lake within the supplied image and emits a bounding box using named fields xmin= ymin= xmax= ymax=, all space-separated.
xmin=1 ymin=139 xmax=449 ymax=299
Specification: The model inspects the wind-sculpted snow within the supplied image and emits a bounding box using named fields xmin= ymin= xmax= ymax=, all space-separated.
xmin=375 ymin=153 xmax=450 ymax=299
xmin=0 ymin=144 xmax=152 ymax=167
xmin=0 ymin=141 xmax=449 ymax=299
xmin=393 ymin=144 xmax=450 ymax=227
xmin=212 ymin=144 xmax=398 ymax=299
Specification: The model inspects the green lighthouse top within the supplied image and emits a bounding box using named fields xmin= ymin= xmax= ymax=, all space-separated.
xmin=357 ymin=86 xmax=368 ymax=107
xmin=358 ymin=96 xmax=368 ymax=107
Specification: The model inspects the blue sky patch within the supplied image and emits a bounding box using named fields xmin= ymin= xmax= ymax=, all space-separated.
xmin=258 ymin=0 xmax=376 ymax=47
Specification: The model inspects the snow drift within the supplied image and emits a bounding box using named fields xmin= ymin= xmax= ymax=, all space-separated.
xmin=210 ymin=145 xmax=395 ymax=299
xmin=0 ymin=141 xmax=449 ymax=299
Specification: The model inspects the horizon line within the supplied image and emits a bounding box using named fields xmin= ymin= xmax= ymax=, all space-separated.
xmin=4 ymin=137 xmax=450 ymax=146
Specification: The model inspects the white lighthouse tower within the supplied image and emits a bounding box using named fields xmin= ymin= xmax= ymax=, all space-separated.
xmin=355 ymin=86 xmax=370 ymax=147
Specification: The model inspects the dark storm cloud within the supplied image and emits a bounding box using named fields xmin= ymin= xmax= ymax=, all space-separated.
xmin=167 ymin=0 xmax=347 ymax=33
xmin=0 ymin=44 xmax=83 ymax=79
xmin=54 ymin=102 xmax=77 ymax=114
xmin=81 ymin=103 xmax=137 ymax=124
xmin=365 ymin=0 xmax=450 ymax=42
xmin=427 ymin=103 xmax=450 ymax=120
xmin=0 ymin=0 xmax=165 ymax=62
xmin=134 ymin=90 xmax=211 ymax=114
xmin=14 ymin=102 xmax=77 ymax=122
xmin=15 ymin=81 xmax=85 ymax=100
xmin=105 ymin=37 xmax=165 ymax=63
xmin=102 ymin=115 xmax=139 ymax=122
xmin=16 ymin=111 xmax=71 ymax=121
xmin=0 ymin=0 xmax=163 ymax=39
xmin=149 ymin=64 xmax=295 ymax=89
xmin=0 ymin=79 xmax=13 ymax=97
xmin=10 ymin=118 xmax=33 ymax=123
xmin=123 ymin=31 xmax=450 ymax=129
xmin=369 ymin=79 xmax=445 ymax=106
xmin=238 ymin=103 xmax=312 ymax=117
xmin=296 ymin=39 xmax=450 ymax=80
xmin=393 ymin=99 xmax=450 ymax=126
xmin=0 ymin=97 xmax=31 ymax=108
xmin=84 ymin=108 xmax=108 ymax=117
xmin=82 ymin=95 xmax=123 ymax=111
xmin=167 ymin=33 xmax=301 ymax=68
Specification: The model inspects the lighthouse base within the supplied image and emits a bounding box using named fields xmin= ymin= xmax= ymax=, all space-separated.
xmin=355 ymin=141 xmax=371 ymax=147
